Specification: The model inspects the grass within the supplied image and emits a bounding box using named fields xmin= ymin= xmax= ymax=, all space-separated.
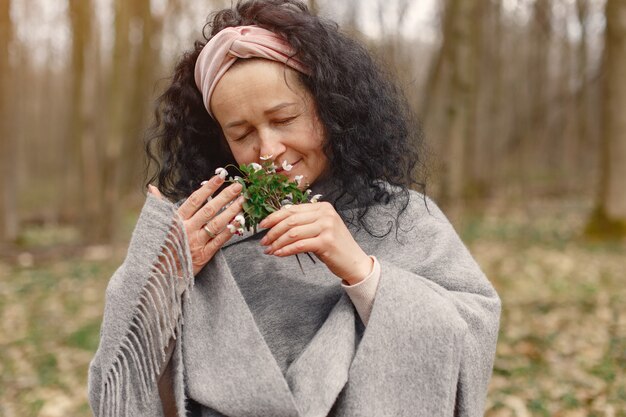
xmin=0 ymin=197 xmax=624 ymax=416
xmin=461 ymin=198 xmax=626 ymax=417
xmin=0 ymin=255 xmax=120 ymax=417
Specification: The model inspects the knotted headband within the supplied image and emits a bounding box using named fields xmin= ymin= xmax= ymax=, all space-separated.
xmin=194 ymin=25 xmax=310 ymax=118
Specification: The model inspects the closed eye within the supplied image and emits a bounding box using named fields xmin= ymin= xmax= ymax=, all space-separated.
xmin=275 ymin=116 xmax=297 ymax=125
xmin=234 ymin=131 xmax=252 ymax=142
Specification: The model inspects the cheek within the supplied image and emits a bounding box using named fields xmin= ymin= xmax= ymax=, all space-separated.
xmin=304 ymin=137 xmax=328 ymax=172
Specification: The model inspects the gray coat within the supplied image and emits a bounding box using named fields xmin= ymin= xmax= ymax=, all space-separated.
xmin=88 ymin=189 xmax=501 ymax=417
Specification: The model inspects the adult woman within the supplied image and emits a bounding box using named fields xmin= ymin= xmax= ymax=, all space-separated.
xmin=88 ymin=1 xmax=501 ymax=416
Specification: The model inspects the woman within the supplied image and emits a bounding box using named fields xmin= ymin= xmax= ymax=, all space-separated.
xmin=88 ymin=1 xmax=501 ymax=416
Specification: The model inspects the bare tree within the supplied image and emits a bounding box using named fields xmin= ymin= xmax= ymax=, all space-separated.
xmin=474 ymin=0 xmax=504 ymax=196
xmin=96 ymin=0 xmax=132 ymax=242
xmin=419 ymin=0 xmax=451 ymax=119
xmin=427 ymin=0 xmax=482 ymax=214
xmin=573 ymin=0 xmax=591 ymax=189
xmin=68 ymin=0 xmax=100 ymax=241
xmin=119 ymin=0 xmax=165 ymax=198
xmin=526 ymin=0 xmax=552 ymax=193
xmin=0 ymin=0 xmax=18 ymax=242
xmin=586 ymin=0 xmax=626 ymax=237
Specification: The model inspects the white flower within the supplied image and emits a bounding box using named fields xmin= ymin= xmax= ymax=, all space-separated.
xmin=310 ymin=194 xmax=322 ymax=203
xmin=281 ymin=160 xmax=293 ymax=172
xmin=237 ymin=227 xmax=245 ymax=235
xmin=226 ymin=224 xmax=237 ymax=234
xmin=234 ymin=214 xmax=246 ymax=227
xmin=268 ymin=163 xmax=277 ymax=173
xmin=215 ymin=167 xmax=228 ymax=179
xmin=306 ymin=189 xmax=312 ymax=195
xmin=260 ymin=154 xmax=274 ymax=161
xmin=285 ymin=193 xmax=293 ymax=200
xmin=250 ymin=162 xmax=263 ymax=171
xmin=294 ymin=175 xmax=304 ymax=185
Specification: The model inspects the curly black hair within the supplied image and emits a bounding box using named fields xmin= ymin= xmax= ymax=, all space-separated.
xmin=145 ymin=0 xmax=426 ymax=238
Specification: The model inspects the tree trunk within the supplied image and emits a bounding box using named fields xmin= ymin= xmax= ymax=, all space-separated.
xmin=419 ymin=0 xmax=452 ymax=119
xmin=68 ymin=0 xmax=99 ymax=241
xmin=438 ymin=0 xmax=480 ymax=216
xmin=587 ymin=0 xmax=626 ymax=236
xmin=479 ymin=0 xmax=503 ymax=195
xmin=119 ymin=0 xmax=165 ymax=199
xmin=574 ymin=0 xmax=590 ymax=192
xmin=551 ymin=15 xmax=574 ymax=193
xmin=602 ymin=0 xmax=626 ymax=219
xmin=586 ymin=0 xmax=626 ymax=238
xmin=526 ymin=0 xmax=551 ymax=196
xmin=99 ymin=0 xmax=132 ymax=242
xmin=0 ymin=0 xmax=18 ymax=243
xmin=461 ymin=0 xmax=485 ymax=201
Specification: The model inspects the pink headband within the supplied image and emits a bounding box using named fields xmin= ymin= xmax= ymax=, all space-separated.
xmin=194 ymin=25 xmax=310 ymax=118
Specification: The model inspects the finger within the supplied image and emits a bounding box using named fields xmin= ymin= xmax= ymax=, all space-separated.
xmin=264 ymin=222 xmax=322 ymax=255
xmin=197 ymin=195 xmax=245 ymax=245
xmin=191 ymin=226 xmax=234 ymax=274
xmin=260 ymin=211 xmax=318 ymax=246
xmin=197 ymin=195 xmax=244 ymax=245
xmin=190 ymin=183 xmax=243 ymax=230
xmin=200 ymin=225 xmax=236 ymax=261
xmin=259 ymin=203 xmax=318 ymax=229
xmin=198 ymin=222 xmax=220 ymax=242
xmin=147 ymin=184 xmax=163 ymax=199
xmin=271 ymin=237 xmax=320 ymax=257
xmin=178 ymin=175 xmax=225 ymax=220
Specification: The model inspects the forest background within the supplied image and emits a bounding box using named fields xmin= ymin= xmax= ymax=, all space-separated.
xmin=0 ymin=0 xmax=625 ymax=416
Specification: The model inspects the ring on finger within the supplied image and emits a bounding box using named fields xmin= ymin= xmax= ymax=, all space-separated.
xmin=203 ymin=224 xmax=217 ymax=239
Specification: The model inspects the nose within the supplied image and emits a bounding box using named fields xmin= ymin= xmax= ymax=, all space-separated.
xmin=258 ymin=128 xmax=286 ymax=162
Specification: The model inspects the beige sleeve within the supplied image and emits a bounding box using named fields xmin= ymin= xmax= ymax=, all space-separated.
xmin=341 ymin=256 xmax=381 ymax=326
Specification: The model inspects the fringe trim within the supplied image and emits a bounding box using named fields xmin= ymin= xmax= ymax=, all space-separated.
xmin=98 ymin=210 xmax=193 ymax=416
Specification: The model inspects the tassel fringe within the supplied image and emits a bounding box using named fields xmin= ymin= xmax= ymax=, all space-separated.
xmin=98 ymin=210 xmax=193 ymax=416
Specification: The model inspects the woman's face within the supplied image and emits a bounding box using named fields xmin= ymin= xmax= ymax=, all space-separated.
xmin=210 ymin=59 xmax=328 ymax=188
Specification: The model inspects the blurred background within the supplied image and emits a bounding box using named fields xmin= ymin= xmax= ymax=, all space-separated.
xmin=0 ymin=0 xmax=624 ymax=415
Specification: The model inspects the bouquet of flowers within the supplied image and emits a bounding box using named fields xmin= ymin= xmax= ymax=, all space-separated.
xmin=215 ymin=159 xmax=322 ymax=235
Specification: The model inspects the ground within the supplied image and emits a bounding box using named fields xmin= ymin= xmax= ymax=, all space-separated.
xmin=0 ymin=198 xmax=624 ymax=416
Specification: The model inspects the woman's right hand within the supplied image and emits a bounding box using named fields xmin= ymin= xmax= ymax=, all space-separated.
xmin=149 ymin=175 xmax=244 ymax=275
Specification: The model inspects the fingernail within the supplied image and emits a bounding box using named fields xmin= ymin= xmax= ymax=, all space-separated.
xmin=201 ymin=180 xmax=209 ymax=186
xmin=237 ymin=196 xmax=245 ymax=203
xmin=260 ymin=236 xmax=268 ymax=245
xmin=264 ymin=247 xmax=273 ymax=254
xmin=232 ymin=183 xmax=243 ymax=191
xmin=259 ymin=219 xmax=268 ymax=228
xmin=214 ymin=175 xmax=224 ymax=184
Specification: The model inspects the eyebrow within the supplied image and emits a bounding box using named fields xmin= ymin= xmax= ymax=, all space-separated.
xmin=224 ymin=102 xmax=298 ymax=129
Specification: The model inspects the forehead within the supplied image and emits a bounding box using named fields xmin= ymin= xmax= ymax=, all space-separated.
xmin=210 ymin=59 xmax=308 ymax=118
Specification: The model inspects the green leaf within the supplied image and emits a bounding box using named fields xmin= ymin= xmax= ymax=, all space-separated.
xmin=233 ymin=161 xmax=314 ymax=229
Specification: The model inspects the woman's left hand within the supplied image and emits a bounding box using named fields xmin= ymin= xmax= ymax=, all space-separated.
xmin=258 ymin=202 xmax=373 ymax=285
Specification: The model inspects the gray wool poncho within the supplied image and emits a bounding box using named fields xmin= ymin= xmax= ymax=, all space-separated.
xmin=87 ymin=183 xmax=501 ymax=417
